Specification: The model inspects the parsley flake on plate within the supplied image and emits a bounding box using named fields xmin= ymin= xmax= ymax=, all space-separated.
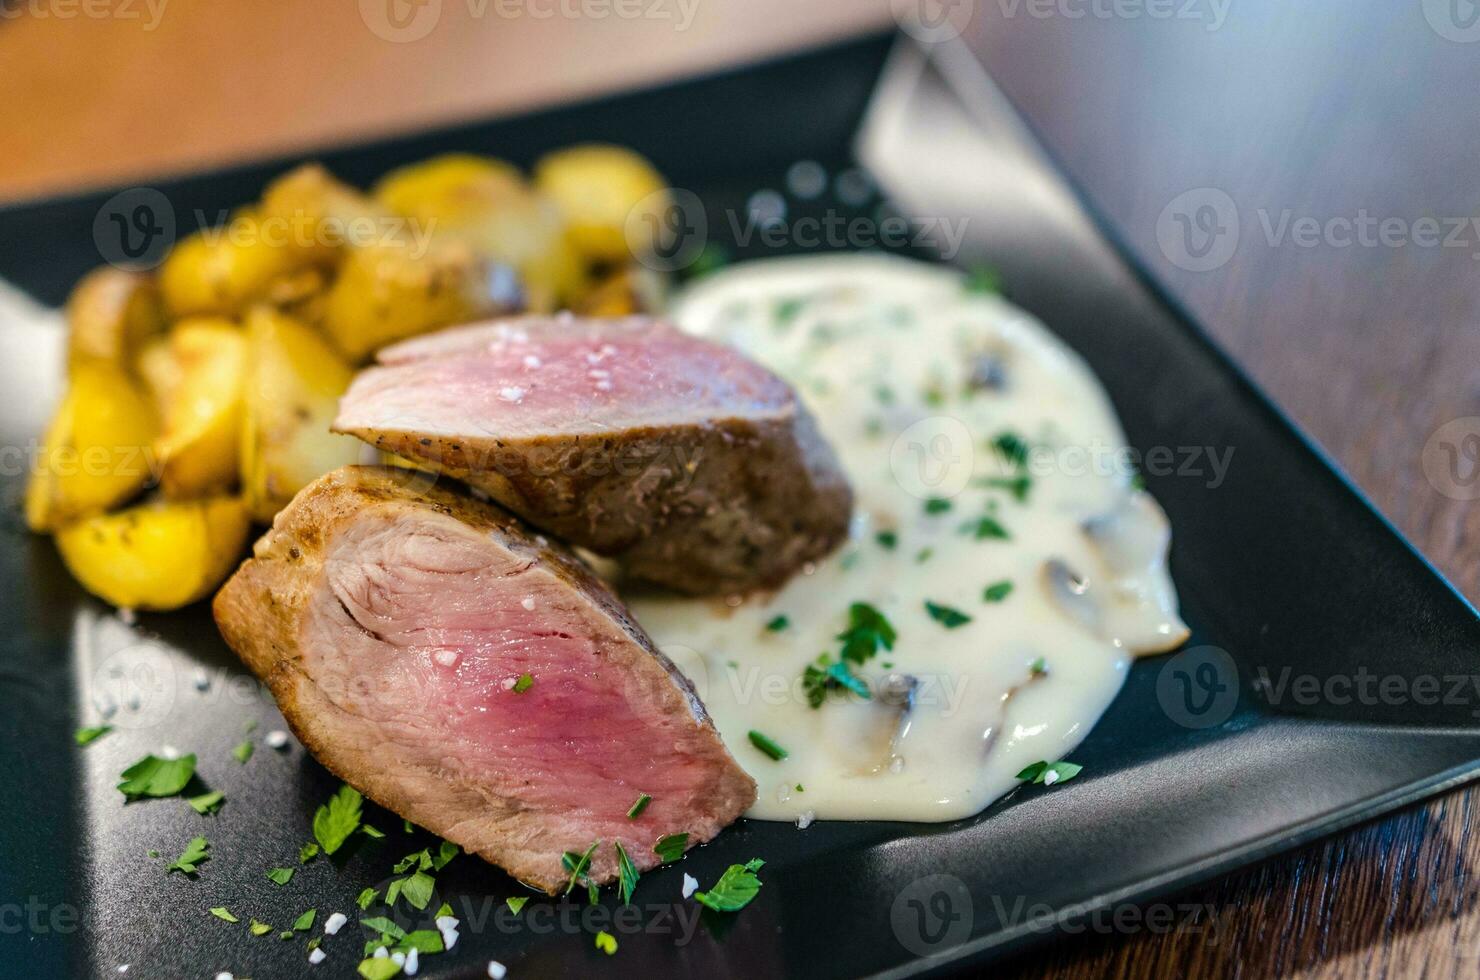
xmin=627 ymin=793 xmax=651 ymax=819
xmin=694 ymin=858 xmax=765 ymax=912
xmin=1015 ymin=760 xmax=1083 ymax=786
xmin=356 ymin=887 xmax=378 ymax=911
xmin=118 ymin=754 xmax=197 ymax=800
xmin=595 ymin=929 xmax=618 ymax=955
xmin=166 ymin=836 xmax=209 ymax=875
xmin=653 ymin=832 xmax=688 ymax=863
xmin=231 ymin=740 xmax=254 ymax=764
xmin=960 ymin=515 xmax=1010 ymax=541
xmin=747 ymin=730 xmax=788 ymax=761
xmin=924 ymin=497 xmax=953 ymax=514
xmin=764 ymin=614 xmax=790 ymax=632
xmin=875 ymin=530 xmax=898 ymax=550
xmin=186 ymin=790 xmax=225 ymax=815
xmin=293 ymin=909 xmax=316 ymax=932
xmin=506 ymin=896 xmax=528 ymax=915
xmin=313 ymin=784 xmax=363 ymax=855
xmin=249 ymin=918 xmax=273 ymax=937
xmin=266 ymin=867 xmax=294 ymax=886
xmin=299 ymin=842 xmax=320 ymax=864
xmin=209 ymin=907 xmax=238 ymax=923
xmin=836 ymin=602 xmax=896 ymax=665
xmin=75 ymin=725 xmax=113 ymax=746
xmin=512 ymin=673 xmax=534 ymax=693
xmin=562 ymin=840 xmax=600 ymax=895
xmin=615 ymin=841 xmax=639 ymax=905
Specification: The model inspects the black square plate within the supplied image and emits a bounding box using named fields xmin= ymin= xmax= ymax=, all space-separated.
xmin=2 ymin=33 xmax=1478 ymax=980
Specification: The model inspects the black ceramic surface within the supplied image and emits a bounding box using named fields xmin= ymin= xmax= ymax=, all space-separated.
xmin=2 ymin=33 xmax=1478 ymax=980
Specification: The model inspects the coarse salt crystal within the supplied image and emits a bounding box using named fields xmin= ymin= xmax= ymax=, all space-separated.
xmin=796 ymin=811 xmax=815 ymax=830
xmin=308 ymin=948 xmax=326 ymax=965
xmin=588 ymin=368 xmax=609 ymax=379
xmin=117 ymin=968 xmax=129 ymax=975
xmin=160 ymin=745 xmax=179 ymax=760
xmin=682 ymin=874 xmax=698 ymax=899
xmin=323 ymin=912 xmax=347 ymax=935
xmin=435 ymin=915 xmax=459 ymax=931
xmin=392 ymin=952 xmax=406 ymax=967
xmin=1043 ymin=770 xmax=1059 ymax=785
xmin=501 ymin=677 xmax=516 ymax=691
xmin=499 ymin=386 xmax=526 ymax=402
xmin=373 ymin=947 xmax=388 ymax=959
xmin=487 ymin=961 xmax=508 ymax=980
xmin=193 ymin=668 xmax=211 ymax=692
xmin=434 ymin=649 xmax=459 ymax=667
xmin=523 ymin=355 xmax=542 ymax=368
xmin=265 ymin=730 xmax=290 ymax=750
xmin=595 ymin=380 xmax=612 ymax=391
xmin=405 ymin=948 xmax=420 ymax=976
xmin=520 ymin=597 xmax=536 ymax=611
xmin=441 ymin=927 xmax=460 ymax=950
xmin=215 ymin=974 xmax=233 ymax=980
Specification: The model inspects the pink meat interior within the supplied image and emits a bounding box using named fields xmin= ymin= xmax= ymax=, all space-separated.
xmin=337 ymin=315 xmax=794 ymax=439
xmin=302 ymin=509 xmax=718 ymax=844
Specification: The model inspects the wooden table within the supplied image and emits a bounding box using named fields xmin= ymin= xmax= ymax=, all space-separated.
xmin=6 ymin=1 xmax=1478 ymax=976
xmin=962 ymin=1 xmax=1480 ymax=977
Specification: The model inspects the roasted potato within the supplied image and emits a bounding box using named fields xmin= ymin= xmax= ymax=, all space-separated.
xmin=55 ymin=496 xmax=249 ymax=610
xmin=152 ymin=319 xmax=248 ymax=498
xmin=159 ymin=209 xmax=316 ymax=318
xmin=321 ymin=238 xmax=509 ymax=361
xmin=572 ymin=264 xmax=667 ymax=317
xmin=373 ymin=154 xmax=585 ymax=313
xmin=65 ymin=267 xmax=165 ymax=369
xmin=259 ymin=163 xmax=390 ymax=265
xmin=533 ymin=143 xmax=670 ymax=264
xmin=240 ymin=307 xmax=363 ymax=522
xmin=25 ymin=362 xmax=159 ymax=532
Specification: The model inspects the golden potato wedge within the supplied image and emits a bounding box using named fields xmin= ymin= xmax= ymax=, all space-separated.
xmin=134 ymin=334 xmax=183 ymax=419
xmin=55 ymin=496 xmax=249 ymax=610
xmin=262 ymin=265 xmax=331 ymax=327
xmin=259 ymin=163 xmax=390 ymax=264
xmin=321 ymin=238 xmax=510 ymax=361
xmin=572 ymin=264 xmax=667 ymax=317
xmin=159 ymin=209 xmax=316 ymax=318
xmin=240 ymin=307 xmax=363 ymax=522
xmin=373 ymin=154 xmax=585 ymax=312
xmin=25 ymin=362 xmax=159 ymax=532
xmin=152 ymin=319 xmax=248 ymax=498
xmin=534 ymin=143 xmax=670 ymax=264
xmin=65 ymin=267 xmax=165 ymax=369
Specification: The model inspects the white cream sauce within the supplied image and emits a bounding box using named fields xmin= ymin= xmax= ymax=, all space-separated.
xmin=628 ymin=254 xmax=1187 ymax=822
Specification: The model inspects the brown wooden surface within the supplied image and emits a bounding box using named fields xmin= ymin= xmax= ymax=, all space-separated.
xmin=962 ymin=1 xmax=1480 ymax=978
xmin=7 ymin=1 xmax=1480 ymax=977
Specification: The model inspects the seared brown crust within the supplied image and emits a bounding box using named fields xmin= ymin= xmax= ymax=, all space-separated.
xmin=212 ymin=465 xmax=756 ymax=892
xmin=338 ymin=404 xmax=853 ymax=596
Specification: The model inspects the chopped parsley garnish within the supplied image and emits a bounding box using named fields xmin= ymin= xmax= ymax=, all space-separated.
xmin=961 ymin=515 xmax=1010 ymax=540
xmin=562 ymin=840 xmax=600 ymax=895
xmin=965 ymin=265 xmax=1003 ymax=294
xmin=293 ymin=909 xmax=317 ymax=932
xmin=399 ymin=871 xmax=435 ymax=910
xmin=393 ymin=849 xmax=431 ymax=874
xmin=267 ymin=867 xmax=294 ymax=886
xmin=361 ymin=824 xmax=385 ymax=839
xmin=356 ymin=887 xmax=379 ymax=911
xmin=1030 ymin=656 xmax=1048 ymax=676
xmin=627 ymin=793 xmax=651 ymax=819
xmin=924 ymin=601 xmax=972 ymax=629
xmin=992 ymin=431 xmax=1030 ymax=469
xmin=836 ymin=602 xmax=896 ymax=665
xmin=803 ymin=655 xmax=871 ymax=708
xmin=594 ymin=929 xmax=619 ymax=955
xmin=187 ymin=790 xmax=225 ymax=815
xmin=747 ymin=730 xmax=788 ymax=761
xmin=981 ymin=474 xmax=1032 ymax=503
xmin=118 ymin=754 xmax=197 ymax=800
xmin=232 ymin=740 xmax=254 ymax=764
xmin=924 ymin=497 xmax=952 ymax=514
xmin=506 ymin=896 xmax=528 ymax=915
xmin=209 ymin=907 xmax=238 ymax=923
xmin=875 ymin=530 xmax=898 ymax=550
xmin=512 ymin=673 xmax=534 ymax=693
xmin=773 ymin=297 xmax=807 ymax=326
xmin=75 ymin=725 xmax=113 ymax=746
xmin=915 ymin=547 xmax=933 ymax=563
xmin=653 ymin=832 xmax=688 ymax=863
xmin=167 ymin=836 xmax=210 ymax=875
xmin=615 ymin=841 xmax=639 ymax=904
xmin=359 ymin=915 xmax=404 ymax=939
xmin=249 ymin=919 xmax=273 ymax=937
xmin=694 ymin=858 xmax=765 ymax=912
xmin=1016 ymin=760 xmax=1083 ymax=786
xmin=434 ymin=840 xmax=460 ymax=870
xmin=764 ymin=615 xmax=790 ymax=632
xmin=313 ymin=784 xmax=363 ymax=855
xmin=300 ymin=842 xmax=320 ymax=864
xmin=983 ymin=580 xmax=1014 ymax=603
xmin=357 ymin=957 xmax=402 ymax=980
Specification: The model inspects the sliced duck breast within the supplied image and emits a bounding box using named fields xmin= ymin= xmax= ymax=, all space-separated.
xmin=332 ymin=314 xmax=852 ymax=595
xmin=212 ymin=465 xmax=756 ymax=893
